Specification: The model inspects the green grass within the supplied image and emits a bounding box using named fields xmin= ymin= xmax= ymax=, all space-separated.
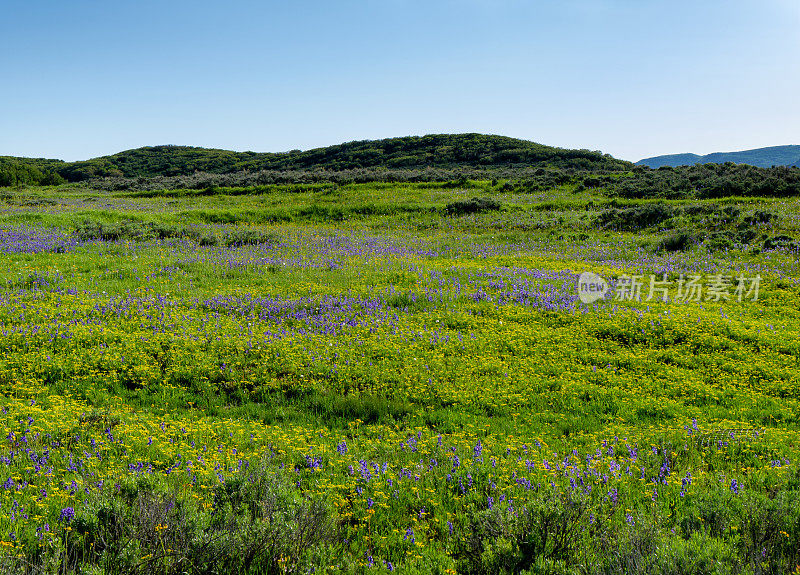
xmin=0 ymin=182 xmax=798 ymax=573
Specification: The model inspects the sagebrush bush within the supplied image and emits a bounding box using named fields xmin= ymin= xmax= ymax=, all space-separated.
xmin=655 ymin=230 xmax=698 ymax=252
xmin=596 ymin=203 xmax=679 ymax=231
xmin=75 ymin=221 xmax=200 ymax=243
xmin=444 ymin=197 xmax=502 ymax=216
xmin=763 ymin=234 xmax=798 ymax=251
xmin=34 ymin=461 xmax=337 ymax=575
xmin=453 ymin=492 xmax=588 ymax=574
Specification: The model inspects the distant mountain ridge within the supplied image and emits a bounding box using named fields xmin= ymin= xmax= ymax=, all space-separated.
xmin=637 ymin=145 xmax=800 ymax=169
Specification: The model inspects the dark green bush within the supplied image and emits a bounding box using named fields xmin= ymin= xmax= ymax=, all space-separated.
xmin=705 ymin=231 xmax=737 ymax=252
xmin=737 ymin=492 xmax=800 ymax=574
xmin=453 ymin=493 xmax=588 ymax=574
xmin=742 ymin=210 xmax=776 ymax=226
xmin=763 ymin=235 xmax=798 ymax=251
xmin=198 ymin=234 xmax=219 ymax=246
xmin=656 ymin=230 xmax=698 ymax=252
xmin=444 ymin=197 xmax=502 ymax=216
xmin=596 ymin=203 xmax=679 ymax=231
xmin=75 ymin=221 xmax=198 ymax=242
xmin=42 ymin=463 xmax=336 ymax=575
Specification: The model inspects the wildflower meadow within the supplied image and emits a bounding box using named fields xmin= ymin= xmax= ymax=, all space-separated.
xmin=0 ymin=182 xmax=798 ymax=574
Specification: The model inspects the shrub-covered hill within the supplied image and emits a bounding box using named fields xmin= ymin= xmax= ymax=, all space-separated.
xmin=0 ymin=156 xmax=67 ymax=187
xmin=8 ymin=135 xmax=800 ymax=198
xmin=47 ymin=134 xmax=630 ymax=181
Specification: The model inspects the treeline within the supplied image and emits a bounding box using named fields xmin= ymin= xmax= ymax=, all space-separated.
xmin=91 ymin=161 xmax=800 ymax=200
xmin=0 ymin=157 xmax=66 ymax=187
xmin=54 ymin=134 xmax=630 ymax=181
xmin=595 ymin=163 xmax=800 ymax=199
xmin=84 ymin=164 xmax=589 ymax=191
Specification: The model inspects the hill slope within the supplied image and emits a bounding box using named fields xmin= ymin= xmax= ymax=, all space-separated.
xmin=0 ymin=156 xmax=67 ymax=187
xmin=634 ymin=153 xmax=701 ymax=169
xmin=17 ymin=134 xmax=630 ymax=182
xmin=637 ymin=145 xmax=800 ymax=168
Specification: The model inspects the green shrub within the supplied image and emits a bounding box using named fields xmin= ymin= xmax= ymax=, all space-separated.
xmin=444 ymin=197 xmax=502 ymax=216
xmin=74 ymin=220 xmax=198 ymax=242
xmin=656 ymin=230 xmax=698 ymax=252
xmin=741 ymin=210 xmax=776 ymax=227
xmin=44 ymin=461 xmax=336 ymax=575
xmin=763 ymin=235 xmax=798 ymax=251
xmin=596 ymin=203 xmax=679 ymax=231
xmin=737 ymin=492 xmax=800 ymax=574
xmin=453 ymin=493 xmax=587 ymax=574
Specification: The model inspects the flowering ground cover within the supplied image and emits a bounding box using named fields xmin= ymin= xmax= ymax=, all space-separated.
xmin=0 ymin=183 xmax=798 ymax=574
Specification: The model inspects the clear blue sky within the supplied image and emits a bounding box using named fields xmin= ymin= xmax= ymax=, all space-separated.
xmin=1 ymin=0 xmax=798 ymax=162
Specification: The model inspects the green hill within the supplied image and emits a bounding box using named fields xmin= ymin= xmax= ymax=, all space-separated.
xmin=634 ymin=153 xmax=701 ymax=169
xmin=637 ymin=145 xmax=800 ymax=168
xmin=0 ymin=156 xmax=67 ymax=187
xmin=9 ymin=134 xmax=630 ymax=183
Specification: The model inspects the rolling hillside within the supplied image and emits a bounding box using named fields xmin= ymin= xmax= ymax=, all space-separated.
xmin=58 ymin=134 xmax=629 ymax=180
xmin=0 ymin=156 xmax=67 ymax=187
xmin=2 ymin=134 xmax=631 ymax=185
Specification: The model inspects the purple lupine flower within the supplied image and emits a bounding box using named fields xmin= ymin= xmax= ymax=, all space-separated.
xmin=59 ymin=507 xmax=75 ymax=523
xmin=473 ymin=440 xmax=483 ymax=461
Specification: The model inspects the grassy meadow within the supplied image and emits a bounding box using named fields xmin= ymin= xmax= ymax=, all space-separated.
xmin=0 ymin=181 xmax=798 ymax=574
